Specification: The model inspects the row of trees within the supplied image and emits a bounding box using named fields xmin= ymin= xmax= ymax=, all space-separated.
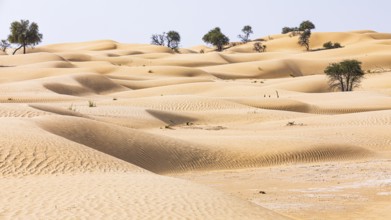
xmin=0 ymin=19 xmax=317 ymax=54
xmin=0 ymin=20 xmax=367 ymax=92
xmin=151 ymin=25 xmax=257 ymax=52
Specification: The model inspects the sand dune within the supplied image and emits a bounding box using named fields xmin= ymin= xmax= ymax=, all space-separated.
xmin=0 ymin=31 xmax=390 ymax=219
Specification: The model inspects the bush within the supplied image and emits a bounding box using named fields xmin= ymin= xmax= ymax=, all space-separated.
xmin=323 ymin=41 xmax=342 ymax=49
xmin=253 ymin=42 xmax=266 ymax=52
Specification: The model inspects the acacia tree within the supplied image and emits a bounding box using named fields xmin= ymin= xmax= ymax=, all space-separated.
xmin=8 ymin=20 xmax=43 ymax=55
xmin=298 ymin=29 xmax=311 ymax=51
xmin=151 ymin=31 xmax=181 ymax=50
xmin=166 ymin=31 xmax=181 ymax=50
xmin=202 ymin=27 xmax=229 ymax=51
xmin=324 ymin=59 xmax=365 ymax=92
xmin=238 ymin=25 xmax=253 ymax=43
xmin=299 ymin=20 xmax=315 ymax=31
xmin=0 ymin=40 xmax=10 ymax=52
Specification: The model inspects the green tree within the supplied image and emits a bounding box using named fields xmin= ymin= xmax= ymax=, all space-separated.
xmin=299 ymin=20 xmax=315 ymax=31
xmin=324 ymin=59 xmax=365 ymax=91
xmin=298 ymin=29 xmax=311 ymax=51
xmin=8 ymin=20 xmax=43 ymax=55
xmin=166 ymin=31 xmax=181 ymax=50
xmin=238 ymin=25 xmax=253 ymax=43
xmin=202 ymin=27 xmax=229 ymax=51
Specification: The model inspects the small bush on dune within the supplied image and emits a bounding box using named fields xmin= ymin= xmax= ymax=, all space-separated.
xmin=323 ymin=41 xmax=342 ymax=49
xmin=253 ymin=42 xmax=267 ymax=52
xmin=88 ymin=100 xmax=96 ymax=107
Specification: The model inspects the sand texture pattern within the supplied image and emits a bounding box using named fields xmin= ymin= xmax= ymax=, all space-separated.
xmin=0 ymin=31 xmax=390 ymax=219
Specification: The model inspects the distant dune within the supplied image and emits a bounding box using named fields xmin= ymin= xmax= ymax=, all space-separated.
xmin=0 ymin=31 xmax=390 ymax=219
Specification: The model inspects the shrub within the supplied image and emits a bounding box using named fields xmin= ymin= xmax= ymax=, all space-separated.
xmin=253 ymin=42 xmax=266 ymax=52
xmin=323 ymin=41 xmax=342 ymax=49
xmin=88 ymin=100 xmax=96 ymax=107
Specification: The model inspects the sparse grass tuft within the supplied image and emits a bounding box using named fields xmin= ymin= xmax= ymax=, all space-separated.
xmin=68 ymin=104 xmax=77 ymax=111
xmin=88 ymin=100 xmax=96 ymax=107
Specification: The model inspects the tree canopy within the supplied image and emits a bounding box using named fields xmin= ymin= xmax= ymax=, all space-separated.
xmin=324 ymin=59 xmax=365 ymax=92
xmin=282 ymin=20 xmax=315 ymax=34
xmin=282 ymin=27 xmax=298 ymax=34
xmin=8 ymin=20 xmax=43 ymax=54
xmin=202 ymin=27 xmax=229 ymax=51
xmin=299 ymin=20 xmax=316 ymax=31
xmin=238 ymin=25 xmax=253 ymax=43
xmin=166 ymin=31 xmax=181 ymax=50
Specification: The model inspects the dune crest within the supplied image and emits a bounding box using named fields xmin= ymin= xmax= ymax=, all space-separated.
xmin=0 ymin=31 xmax=390 ymax=219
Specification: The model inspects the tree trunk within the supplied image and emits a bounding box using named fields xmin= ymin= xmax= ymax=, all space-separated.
xmin=346 ymin=75 xmax=350 ymax=92
xmin=23 ymin=45 xmax=26 ymax=54
xmin=340 ymin=80 xmax=345 ymax=92
xmin=12 ymin=45 xmax=23 ymax=55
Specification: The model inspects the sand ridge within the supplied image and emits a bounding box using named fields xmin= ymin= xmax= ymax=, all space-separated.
xmin=0 ymin=30 xmax=390 ymax=219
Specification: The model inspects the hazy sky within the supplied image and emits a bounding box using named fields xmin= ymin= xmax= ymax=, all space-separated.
xmin=0 ymin=0 xmax=390 ymax=47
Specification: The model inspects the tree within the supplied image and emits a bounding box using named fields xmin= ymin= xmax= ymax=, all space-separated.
xmin=238 ymin=25 xmax=253 ymax=43
xmin=151 ymin=33 xmax=166 ymax=46
xmin=151 ymin=31 xmax=181 ymax=50
xmin=8 ymin=20 xmax=43 ymax=55
xmin=324 ymin=59 xmax=365 ymax=92
xmin=202 ymin=27 xmax=229 ymax=51
xmin=166 ymin=31 xmax=181 ymax=50
xmin=0 ymin=40 xmax=10 ymax=52
xmin=298 ymin=29 xmax=311 ymax=51
xmin=253 ymin=42 xmax=266 ymax=52
xmin=299 ymin=20 xmax=315 ymax=31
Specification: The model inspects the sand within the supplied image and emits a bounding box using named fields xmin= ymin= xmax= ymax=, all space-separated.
xmin=0 ymin=31 xmax=390 ymax=219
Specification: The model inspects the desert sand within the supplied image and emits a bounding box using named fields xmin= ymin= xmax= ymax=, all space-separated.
xmin=0 ymin=31 xmax=390 ymax=219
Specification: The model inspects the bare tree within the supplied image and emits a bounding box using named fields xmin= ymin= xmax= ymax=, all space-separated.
xmin=238 ymin=25 xmax=253 ymax=43
xmin=151 ymin=33 xmax=166 ymax=46
xmin=0 ymin=40 xmax=10 ymax=52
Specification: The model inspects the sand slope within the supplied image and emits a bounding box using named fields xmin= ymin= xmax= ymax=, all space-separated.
xmin=0 ymin=31 xmax=390 ymax=219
